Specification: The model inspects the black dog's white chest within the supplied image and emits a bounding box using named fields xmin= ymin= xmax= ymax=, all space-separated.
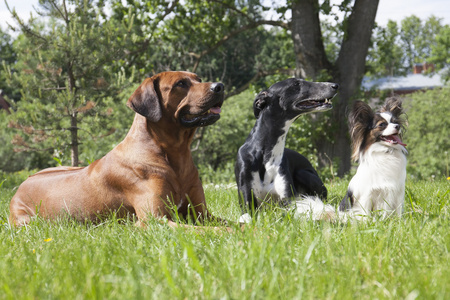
xmin=250 ymin=127 xmax=291 ymax=203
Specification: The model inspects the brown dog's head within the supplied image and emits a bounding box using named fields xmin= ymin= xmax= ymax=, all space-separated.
xmin=127 ymin=71 xmax=225 ymax=128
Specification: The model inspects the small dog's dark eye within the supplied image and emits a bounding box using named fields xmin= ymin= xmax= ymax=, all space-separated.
xmin=378 ymin=122 xmax=387 ymax=128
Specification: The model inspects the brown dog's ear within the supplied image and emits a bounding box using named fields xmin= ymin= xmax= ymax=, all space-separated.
xmin=253 ymin=91 xmax=271 ymax=119
xmin=380 ymin=97 xmax=403 ymax=116
xmin=127 ymin=77 xmax=162 ymax=122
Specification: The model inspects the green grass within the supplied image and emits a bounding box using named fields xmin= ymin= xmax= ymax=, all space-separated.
xmin=0 ymin=177 xmax=449 ymax=299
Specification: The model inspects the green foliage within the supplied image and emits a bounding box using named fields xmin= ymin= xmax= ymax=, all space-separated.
xmin=0 ymin=169 xmax=36 ymax=190
xmin=0 ymin=178 xmax=449 ymax=298
xmin=367 ymin=20 xmax=404 ymax=77
xmin=367 ymin=15 xmax=446 ymax=78
xmin=109 ymin=0 xmax=277 ymax=90
xmin=403 ymin=87 xmax=450 ymax=179
xmin=0 ymin=113 xmax=53 ymax=171
xmin=194 ymin=90 xmax=255 ymax=183
xmin=430 ymin=25 xmax=450 ymax=81
xmin=5 ymin=0 xmax=134 ymax=166
xmin=0 ymin=27 xmax=19 ymax=100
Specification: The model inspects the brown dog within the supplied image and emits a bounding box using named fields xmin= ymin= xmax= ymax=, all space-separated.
xmin=9 ymin=71 xmax=227 ymax=228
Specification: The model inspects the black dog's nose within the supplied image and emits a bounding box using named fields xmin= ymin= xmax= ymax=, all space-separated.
xmin=331 ymin=83 xmax=339 ymax=90
xmin=210 ymin=82 xmax=224 ymax=93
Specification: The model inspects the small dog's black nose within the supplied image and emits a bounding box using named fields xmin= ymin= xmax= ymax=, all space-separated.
xmin=394 ymin=124 xmax=400 ymax=130
xmin=331 ymin=83 xmax=339 ymax=90
xmin=210 ymin=82 xmax=224 ymax=93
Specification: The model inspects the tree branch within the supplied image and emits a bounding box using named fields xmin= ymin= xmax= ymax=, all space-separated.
xmin=225 ymin=68 xmax=294 ymax=99
xmin=192 ymin=19 xmax=288 ymax=72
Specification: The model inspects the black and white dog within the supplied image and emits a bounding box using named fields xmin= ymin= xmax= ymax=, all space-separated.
xmin=295 ymin=97 xmax=408 ymax=221
xmin=235 ymin=78 xmax=339 ymax=222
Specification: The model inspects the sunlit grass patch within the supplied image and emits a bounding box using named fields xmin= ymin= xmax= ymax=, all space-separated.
xmin=0 ymin=178 xmax=448 ymax=299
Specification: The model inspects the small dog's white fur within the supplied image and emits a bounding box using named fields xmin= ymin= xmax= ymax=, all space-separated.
xmin=294 ymin=98 xmax=407 ymax=222
xmin=345 ymin=140 xmax=407 ymax=219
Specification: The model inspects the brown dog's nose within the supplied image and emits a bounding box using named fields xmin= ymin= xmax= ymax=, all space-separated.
xmin=210 ymin=82 xmax=224 ymax=93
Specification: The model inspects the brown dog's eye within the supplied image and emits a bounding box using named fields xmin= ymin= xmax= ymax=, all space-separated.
xmin=175 ymin=80 xmax=187 ymax=88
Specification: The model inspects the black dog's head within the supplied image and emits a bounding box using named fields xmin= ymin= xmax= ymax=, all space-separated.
xmin=253 ymin=78 xmax=339 ymax=119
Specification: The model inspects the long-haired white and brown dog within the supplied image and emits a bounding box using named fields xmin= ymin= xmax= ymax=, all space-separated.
xmin=295 ymin=97 xmax=408 ymax=221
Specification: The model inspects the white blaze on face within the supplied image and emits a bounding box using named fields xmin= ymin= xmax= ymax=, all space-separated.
xmin=380 ymin=112 xmax=399 ymax=136
xmin=380 ymin=112 xmax=392 ymax=123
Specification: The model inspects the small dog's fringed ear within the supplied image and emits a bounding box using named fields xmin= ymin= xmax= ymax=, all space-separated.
xmin=253 ymin=91 xmax=271 ymax=119
xmin=349 ymin=101 xmax=374 ymax=129
xmin=127 ymin=77 xmax=162 ymax=122
xmin=348 ymin=101 xmax=374 ymax=161
xmin=381 ymin=97 xmax=403 ymax=117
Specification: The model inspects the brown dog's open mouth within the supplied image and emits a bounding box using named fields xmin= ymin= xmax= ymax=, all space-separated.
xmin=183 ymin=106 xmax=222 ymax=120
xmin=181 ymin=102 xmax=224 ymax=127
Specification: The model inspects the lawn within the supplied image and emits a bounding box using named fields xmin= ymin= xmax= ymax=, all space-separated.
xmin=0 ymin=175 xmax=448 ymax=299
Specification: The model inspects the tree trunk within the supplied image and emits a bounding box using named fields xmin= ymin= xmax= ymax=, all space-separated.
xmin=291 ymin=0 xmax=379 ymax=176
xmin=291 ymin=0 xmax=332 ymax=79
xmin=70 ymin=112 xmax=79 ymax=167
xmin=67 ymin=57 xmax=79 ymax=167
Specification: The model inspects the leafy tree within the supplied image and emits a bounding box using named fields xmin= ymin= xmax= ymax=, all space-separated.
xmin=430 ymin=25 xmax=450 ymax=81
xmin=108 ymin=0 xmax=291 ymax=92
xmin=402 ymin=16 xmax=442 ymax=69
xmin=366 ymin=15 xmax=449 ymax=83
xmin=0 ymin=27 xmax=19 ymax=102
xmin=366 ymin=20 xmax=404 ymax=78
xmin=5 ymin=0 xmax=132 ymax=166
xmin=399 ymin=15 xmax=424 ymax=70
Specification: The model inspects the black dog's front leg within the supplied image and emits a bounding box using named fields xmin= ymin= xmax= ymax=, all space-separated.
xmin=237 ymin=188 xmax=258 ymax=216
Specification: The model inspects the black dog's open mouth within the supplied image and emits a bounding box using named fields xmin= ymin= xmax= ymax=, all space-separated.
xmin=380 ymin=134 xmax=407 ymax=147
xmin=295 ymin=97 xmax=334 ymax=110
xmin=181 ymin=101 xmax=224 ymax=127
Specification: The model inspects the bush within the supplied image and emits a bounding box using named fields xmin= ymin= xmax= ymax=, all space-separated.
xmin=0 ymin=169 xmax=36 ymax=190
xmin=403 ymin=86 xmax=450 ymax=179
xmin=194 ymin=90 xmax=255 ymax=184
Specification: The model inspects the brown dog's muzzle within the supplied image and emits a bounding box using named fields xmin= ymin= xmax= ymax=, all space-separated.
xmin=180 ymin=82 xmax=225 ymax=127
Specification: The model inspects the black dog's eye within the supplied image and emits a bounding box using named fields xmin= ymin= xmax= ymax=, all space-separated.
xmin=377 ymin=122 xmax=387 ymax=128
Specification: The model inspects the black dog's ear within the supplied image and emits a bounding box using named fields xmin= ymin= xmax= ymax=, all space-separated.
xmin=253 ymin=91 xmax=272 ymax=119
xmin=127 ymin=77 xmax=162 ymax=122
xmin=380 ymin=97 xmax=403 ymax=116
